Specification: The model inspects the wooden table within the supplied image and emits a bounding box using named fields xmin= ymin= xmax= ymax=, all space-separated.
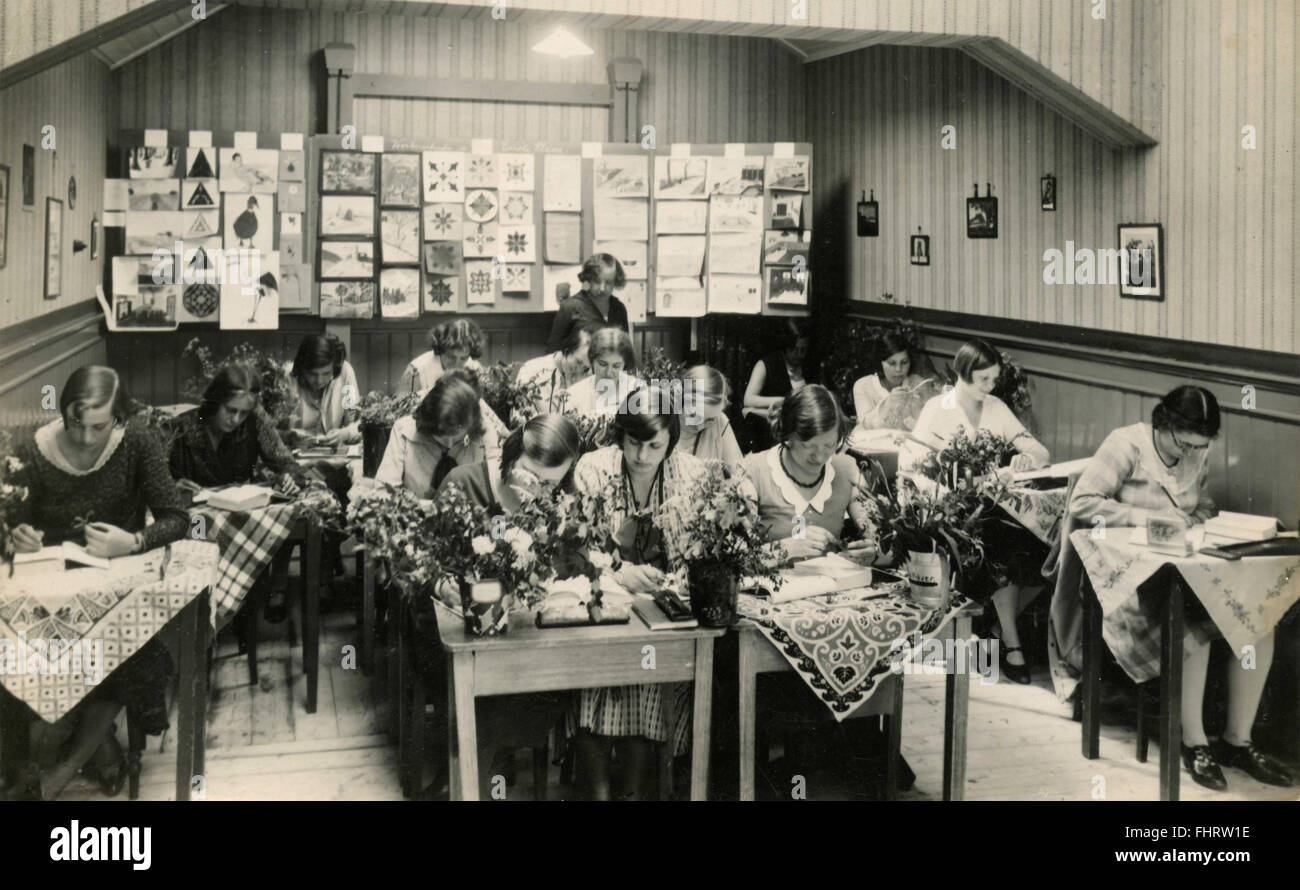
xmin=434 ymin=604 xmax=725 ymax=800
xmin=736 ymin=605 xmax=979 ymax=801
xmin=284 ymin=517 xmax=322 ymax=714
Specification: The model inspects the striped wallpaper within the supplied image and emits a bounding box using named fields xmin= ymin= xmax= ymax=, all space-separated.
xmin=809 ymin=0 xmax=1298 ymax=356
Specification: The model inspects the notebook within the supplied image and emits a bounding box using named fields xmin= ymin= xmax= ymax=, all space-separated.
xmin=632 ymin=594 xmax=698 ymax=630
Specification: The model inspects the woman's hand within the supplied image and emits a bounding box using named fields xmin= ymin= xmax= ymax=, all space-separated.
xmin=285 ymin=428 xmax=315 ymax=447
xmin=841 ymin=537 xmax=879 ymax=566
xmin=616 ymin=563 xmax=668 ymax=593
xmin=276 ymin=473 xmax=301 ymax=497
xmin=1152 ymin=508 xmax=1196 ymax=529
xmin=1009 ymin=453 xmax=1040 ymax=472
xmin=83 ymin=522 xmax=136 ymax=558
xmin=784 ymin=526 xmax=839 ymax=560
xmin=174 ymin=478 xmax=202 ymax=495
xmin=11 ymin=524 xmax=44 ymax=553
xmin=315 ymin=429 xmax=345 ymax=448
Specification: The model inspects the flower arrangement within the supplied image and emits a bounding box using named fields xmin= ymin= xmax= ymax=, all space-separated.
xmin=0 ymin=431 xmax=30 ymax=565
xmin=357 ymin=390 xmax=421 ymax=429
xmin=477 ymin=361 xmax=545 ymax=430
xmin=183 ymin=338 xmax=299 ymax=423
xmin=992 ymin=352 xmax=1035 ymax=424
xmin=287 ymin=480 xmax=344 ymax=531
xmin=345 ymin=484 xmax=439 ymax=590
xmin=914 ymin=428 xmax=1019 ymax=485
xmin=555 ymin=403 xmax=614 ymax=455
xmin=640 ymin=347 xmax=685 ymax=389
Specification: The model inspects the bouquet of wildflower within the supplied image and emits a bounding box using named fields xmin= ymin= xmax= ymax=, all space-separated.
xmin=992 ymin=352 xmax=1034 ymax=423
xmin=288 ymin=480 xmax=344 ymax=531
xmin=654 ymin=460 xmax=783 ymax=590
xmin=345 ymin=484 xmax=440 ymax=591
xmin=357 ymin=390 xmax=421 ymax=429
xmin=125 ymin=399 xmax=181 ymax=454
xmin=640 ymin=347 xmax=685 ymax=388
xmin=0 ymin=431 xmax=30 ymax=564
xmin=477 ymin=361 xmax=545 ymax=430
xmin=557 ymin=404 xmax=614 ymax=455
xmin=914 ymin=428 xmax=1019 ymax=485
xmin=182 ymin=338 xmax=298 ymax=422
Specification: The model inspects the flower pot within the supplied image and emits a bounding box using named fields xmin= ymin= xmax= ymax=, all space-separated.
xmin=905 ymin=547 xmax=951 ymax=610
xmin=459 ymin=578 xmax=513 ymax=636
xmin=688 ymin=561 xmax=739 ymax=628
xmin=362 ymin=423 xmax=393 ymax=478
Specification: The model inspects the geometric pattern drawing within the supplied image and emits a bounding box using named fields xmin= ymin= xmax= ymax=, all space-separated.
xmin=466 ymin=154 xmax=496 ymax=188
xmin=423 ymin=240 xmax=462 ymax=276
xmin=496 ymin=153 xmax=534 ymax=191
xmin=465 ymin=260 xmax=496 ymax=304
xmin=498 ymin=225 xmax=535 ymax=262
xmin=462 ymin=222 xmax=498 ymax=258
xmin=503 ymin=264 xmax=531 ymax=294
xmin=423 ymin=203 xmax=463 ymax=240
xmin=182 ymin=283 xmax=219 ymax=320
xmin=500 ymin=191 xmax=533 ymax=225
xmin=464 ymin=189 xmax=498 ymax=223
xmin=422 ymin=151 xmax=465 ymax=202
xmin=424 ymin=274 xmax=459 ymax=312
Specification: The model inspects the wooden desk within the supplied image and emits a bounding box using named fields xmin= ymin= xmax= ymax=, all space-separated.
xmin=434 ymin=604 xmax=725 ymax=800
xmin=736 ymin=606 xmax=978 ymax=801
xmin=284 ymin=517 xmax=322 ymax=714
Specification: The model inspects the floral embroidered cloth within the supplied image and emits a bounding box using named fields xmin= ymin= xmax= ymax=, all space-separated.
xmin=737 ymin=586 xmax=969 ymax=720
xmin=998 ymin=485 xmax=1069 ymax=546
xmin=0 ymin=540 xmax=217 ymax=722
xmin=1070 ymin=528 xmax=1300 ymax=683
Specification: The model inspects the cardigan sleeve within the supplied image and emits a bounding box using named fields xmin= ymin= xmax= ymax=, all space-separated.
xmin=1069 ymin=431 xmax=1152 ymax=528
xmin=131 ymin=428 xmax=189 ymax=549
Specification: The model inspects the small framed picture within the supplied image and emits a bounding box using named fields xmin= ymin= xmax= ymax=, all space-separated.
xmin=1117 ymin=222 xmax=1164 ymax=300
xmin=320 ymin=150 xmax=377 ymax=194
xmin=44 ymin=197 xmax=63 ymax=299
xmin=856 ymin=195 xmax=879 ymax=237
xmin=967 ymin=195 xmax=997 ymax=238
xmin=1040 ymin=174 xmax=1056 ymax=211
xmin=909 ymin=234 xmax=930 ymax=266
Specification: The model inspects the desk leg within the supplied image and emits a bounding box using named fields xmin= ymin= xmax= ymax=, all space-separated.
xmin=943 ymin=615 xmax=971 ymax=801
xmin=175 ymin=592 xmax=210 ymax=801
xmin=450 ymin=651 xmax=478 ymax=801
xmin=738 ymin=631 xmax=757 ymax=802
xmin=1160 ymin=574 xmax=1184 ymax=802
xmin=884 ymin=674 xmax=904 ymax=800
xmin=690 ymin=638 xmax=714 ymax=802
xmin=1081 ymin=575 xmax=1104 ymax=760
xmin=362 ymin=551 xmax=376 ymax=676
xmin=660 ymin=684 xmax=677 ymax=800
xmin=304 ymin=521 xmax=321 ymax=714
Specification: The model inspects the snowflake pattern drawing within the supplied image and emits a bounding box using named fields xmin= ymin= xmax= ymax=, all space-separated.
xmin=424 ymin=274 xmax=458 ymax=312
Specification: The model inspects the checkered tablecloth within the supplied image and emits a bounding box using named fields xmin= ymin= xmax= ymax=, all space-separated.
xmin=738 ymin=584 xmax=970 ymax=721
xmin=192 ymin=502 xmax=299 ymax=627
xmin=0 ymin=540 xmax=218 ymax=722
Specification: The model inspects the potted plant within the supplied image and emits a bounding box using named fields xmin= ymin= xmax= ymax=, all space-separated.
xmin=0 ymin=430 xmax=30 ymax=571
xmin=913 ymin=427 xmax=1020 ymax=489
xmin=655 ymin=460 xmax=783 ymax=627
xmin=357 ymin=391 xmax=421 ymax=476
xmin=476 ymin=361 xmax=546 ymax=430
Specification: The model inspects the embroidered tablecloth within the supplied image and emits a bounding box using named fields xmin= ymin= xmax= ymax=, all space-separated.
xmin=737 ymin=586 xmax=970 ymax=721
xmin=0 ymin=540 xmax=218 ymax=722
xmin=1070 ymin=528 xmax=1300 ymax=683
xmin=998 ymin=485 xmax=1069 ymax=546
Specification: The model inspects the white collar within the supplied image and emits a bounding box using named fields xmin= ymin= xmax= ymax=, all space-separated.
xmin=34 ymin=418 xmax=126 ymax=476
xmin=765 ymin=446 xmax=836 ymax=515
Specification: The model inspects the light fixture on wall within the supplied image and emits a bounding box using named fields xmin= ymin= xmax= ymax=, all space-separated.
xmin=532 ymin=26 xmax=594 ymax=59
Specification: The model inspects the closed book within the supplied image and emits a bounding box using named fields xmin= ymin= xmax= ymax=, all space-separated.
xmin=1204 ymin=512 xmax=1278 ymax=542
xmin=208 ymin=484 xmax=274 ymax=512
xmin=632 ymin=595 xmax=698 ymax=630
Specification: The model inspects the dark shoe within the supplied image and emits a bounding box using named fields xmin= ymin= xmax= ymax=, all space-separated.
xmin=264 ymin=591 xmax=288 ymax=624
xmin=1211 ymin=740 xmax=1299 ymax=787
xmin=1181 ymin=744 xmax=1227 ymax=791
xmin=999 ymin=646 xmax=1031 ymax=685
xmin=81 ymin=752 xmax=127 ymax=798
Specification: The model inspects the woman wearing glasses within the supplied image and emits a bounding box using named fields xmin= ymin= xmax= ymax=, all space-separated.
xmin=1067 ymin=385 xmax=1296 ymax=791
xmin=374 ymin=369 xmax=499 ymax=498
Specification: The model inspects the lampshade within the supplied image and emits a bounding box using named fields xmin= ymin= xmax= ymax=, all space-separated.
xmin=532 ymin=27 xmax=593 ymax=59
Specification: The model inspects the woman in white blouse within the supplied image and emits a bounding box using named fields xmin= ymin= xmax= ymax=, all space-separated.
xmin=847 ymin=331 xmax=935 ymax=453
xmin=562 ymin=326 xmax=642 ymax=417
xmin=516 ymin=325 xmax=592 ymax=417
xmin=281 ymin=334 xmax=362 ymax=447
xmin=905 ymin=339 xmax=1050 ymax=684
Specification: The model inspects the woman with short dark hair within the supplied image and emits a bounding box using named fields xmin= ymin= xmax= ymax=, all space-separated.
xmin=516 ymin=324 xmax=594 ymax=416
xmin=545 ymin=253 xmax=629 ymax=351
xmin=568 ymin=384 xmax=706 ymax=799
xmin=1066 ymin=386 xmax=1295 ymax=791
xmin=282 ymin=333 xmax=362 ymax=448
xmin=848 ymin=331 xmax=935 ymax=452
xmin=397 ymin=319 xmax=485 ymax=396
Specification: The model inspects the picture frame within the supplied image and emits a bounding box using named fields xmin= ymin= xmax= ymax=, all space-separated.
xmin=967 ymin=195 xmax=997 ymax=238
xmin=909 ymin=233 xmax=930 ymax=266
xmin=856 ymin=190 xmax=878 ymax=237
xmin=0 ymin=164 xmax=8 ymax=269
xmin=380 ymin=153 xmax=422 ymax=207
xmin=22 ymin=145 xmax=35 ymax=210
xmin=44 ymin=197 xmax=63 ymax=299
xmin=320 ymin=150 xmax=377 ymax=194
xmin=1040 ymin=174 xmax=1056 ymax=211
xmin=1117 ymin=222 xmax=1164 ymax=301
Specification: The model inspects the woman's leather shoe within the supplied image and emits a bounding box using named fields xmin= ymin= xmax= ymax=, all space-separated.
xmin=1211 ymin=740 xmax=1298 ymax=787
xmin=999 ymin=646 xmax=1031 ymax=685
xmin=1181 ymin=744 xmax=1227 ymax=791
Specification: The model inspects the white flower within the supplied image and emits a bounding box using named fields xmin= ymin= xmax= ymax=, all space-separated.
xmin=471 ymin=535 xmax=495 ymax=556
xmin=5 ymin=456 xmax=21 ymax=473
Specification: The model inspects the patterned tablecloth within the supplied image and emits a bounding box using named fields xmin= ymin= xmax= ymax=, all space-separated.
xmin=1070 ymin=528 xmax=1300 ymax=683
xmin=737 ymin=585 xmax=970 ymax=721
xmin=0 ymin=540 xmax=218 ymax=722
xmin=193 ymin=502 xmax=298 ymax=627
xmin=998 ymin=485 xmax=1069 ymax=546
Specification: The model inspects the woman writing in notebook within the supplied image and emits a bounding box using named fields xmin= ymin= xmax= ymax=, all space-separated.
xmin=4 ymin=367 xmax=188 ymax=800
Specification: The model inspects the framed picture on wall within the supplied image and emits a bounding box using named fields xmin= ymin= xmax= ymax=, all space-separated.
xmin=909 ymin=233 xmax=930 ymax=266
xmin=44 ymin=197 xmax=63 ymax=299
xmin=0 ymin=164 xmax=9 ymax=269
xmin=1040 ymin=174 xmax=1057 ymax=211
xmin=967 ymin=194 xmax=997 ymax=238
xmin=1117 ymin=222 xmax=1163 ymax=301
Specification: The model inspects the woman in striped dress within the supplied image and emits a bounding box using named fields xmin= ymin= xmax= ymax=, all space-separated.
xmin=569 ymin=384 xmax=706 ymax=800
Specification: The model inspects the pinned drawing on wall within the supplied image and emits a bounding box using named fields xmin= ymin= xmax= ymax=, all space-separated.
xmin=593 ymin=156 xmax=649 ymax=198
xmin=379 ymin=267 xmax=421 ymax=318
xmin=281 ymin=233 xmax=303 ymax=264
xmin=220 ymin=251 xmax=279 ymax=329
xmin=422 ymin=151 xmax=465 ymax=202
xmin=706 ymin=157 xmax=764 ymax=196
xmin=112 ymin=286 xmax=179 ymax=329
xmin=278 ymin=264 xmax=313 ymax=312
xmin=707 ymin=274 xmax=762 ymax=315
xmin=185 ymin=147 xmax=216 ymax=179
xmin=856 ymin=190 xmax=878 ymax=237
xmin=498 ymin=225 xmax=536 ymax=263
xmin=621 ymin=280 xmax=647 ymax=323
xmin=655 ymin=277 xmax=706 ymax=317
xmin=381 ymin=153 xmax=422 ymax=207
xmin=464 ymin=189 xmax=499 ymax=223
xmin=183 ymin=209 xmax=221 ymax=244
xmin=543 ymin=155 xmax=582 ymax=211
xmin=654 ymin=157 xmax=706 ymax=199
xmin=124 ymin=211 xmax=182 ymax=254
xmin=542 ymin=264 xmax=582 ymax=312
xmin=319 ymin=240 xmax=375 ymax=279
xmin=1117 ymin=223 xmax=1163 ymax=301
xmin=127 ymin=179 xmax=180 ymax=211
xmin=321 ymin=151 xmax=377 ymax=194
xmin=593 ymin=198 xmax=648 ymax=241
xmin=503 ymin=264 xmax=531 ymax=294
xmin=465 ymin=260 xmax=497 ymax=304
xmin=320 ymin=195 xmax=375 ymax=236
xmin=279 ymin=180 xmax=306 ymax=214
xmin=129 ymin=147 xmax=180 ymax=179
xmin=181 ymin=179 xmax=217 ymax=209
xmin=381 ymin=209 xmax=421 ymax=265
xmin=1040 ymin=174 xmax=1056 ymax=211
xmin=496 ymin=154 xmax=535 ymax=192
xmin=278 ymin=150 xmax=305 ymax=182
xmin=179 ymin=283 xmax=219 ymax=323
xmin=709 ymin=195 xmax=763 ymax=233
xmin=44 ymin=198 xmax=62 ymax=299
xmin=105 ymin=179 xmax=130 ymax=212
xmin=466 ymin=155 xmax=497 ymax=189
xmin=219 ymin=148 xmax=278 ymax=193
xmin=656 ymin=200 xmax=707 ymax=234
xmin=281 ymin=212 xmax=302 ymax=235
xmin=224 ymin=194 xmax=273 ymax=252
xmin=771 ymin=193 xmax=804 ymax=231
xmin=499 ymin=192 xmax=533 ymax=225
xmin=543 ymin=212 xmax=581 ymax=264
xmin=764 ymin=156 xmax=809 ymax=192
xmin=766 ymin=266 xmax=809 ymax=306
xmin=966 ymin=183 xmax=997 ymax=238
xmin=320 ymin=280 xmax=375 ymax=318
xmin=707 ymin=232 xmax=761 ymax=275
xmin=423 ymin=241 xmax=462 ymax=276
xmin=463 ymin=222 xmax=499 ymax=258
xmin=423 ymin=203 xmax=463 ymax=240
xmin=424 ymin=275 xmax=459 ymax=312
xmin=763 ymin=230 xmax=810 ymax=266
xmin=594 ymin=240 xmax=646 ymax=280
xmin=656 ymin=234 xmax=706 ymax=278
xmin=910 ymin=229 xmax=930 ymax=266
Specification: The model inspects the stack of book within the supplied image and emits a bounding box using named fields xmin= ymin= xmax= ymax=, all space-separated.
xmin=1204 ymin=512 xmax=1279 ymax=544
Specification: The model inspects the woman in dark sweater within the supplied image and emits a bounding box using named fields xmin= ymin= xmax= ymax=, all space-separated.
xmin=740 ymin=318 xmax=816 ymax=453
xmin=7 ymin=366 xmax=188 ymax=799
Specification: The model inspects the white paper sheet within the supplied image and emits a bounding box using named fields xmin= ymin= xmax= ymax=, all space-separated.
xmin=707 ymin=274 xmax=762 ymax=314
xmin=543 ymin=154 xmax=582 ymax=211
xmin=594 ymin=198 xmax=648 ymax=241
xmin=656 ymin=235 xmax=705 ymax=278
